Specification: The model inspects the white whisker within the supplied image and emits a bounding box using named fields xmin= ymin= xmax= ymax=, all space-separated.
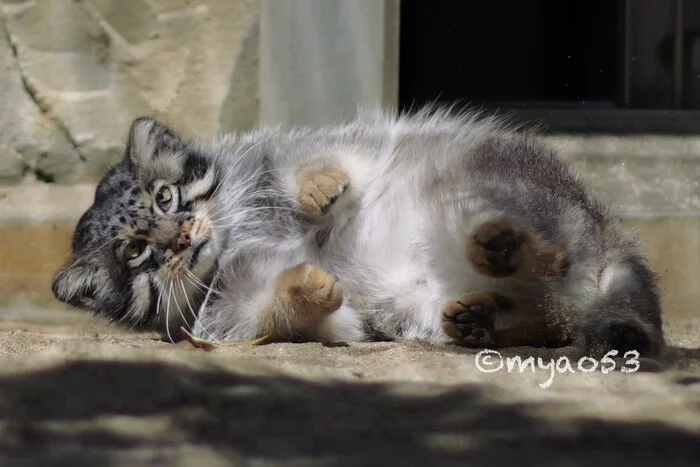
xmin=178 ymin=279 xmax=198 ymax=326
xmin=155 ymin=279 xmax=164 ymax=318
xmin=210 ymin=205 xmax=300 ymax=225
xmin=206 ymin=134 xmax=281 ymax=201
xmin=171 ymin=278 xmax=191 ymax=333
xmin=184 ymin=269 xmax=220 ymax=296
xmin=165 ymin=279 xmax=174 ymax=344
xmin=64 ymin=237 xmax=119 ymax=269
xmin=180 ymin=277 xmax=215 ymax=339
xmin=202 ymin=181 xmax=298 ymax=223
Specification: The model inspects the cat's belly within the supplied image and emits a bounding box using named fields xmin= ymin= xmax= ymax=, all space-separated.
xmin=318 ymin=175 xmax=545 ymax=342
xmin=320 ymin=184 xmax=453 ymax=341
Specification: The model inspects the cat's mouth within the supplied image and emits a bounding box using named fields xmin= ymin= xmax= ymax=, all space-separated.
xmin=164 ymin=217 xmax=216 ymax=280
xmin=163 ymin=240 xmax=216 ymax=300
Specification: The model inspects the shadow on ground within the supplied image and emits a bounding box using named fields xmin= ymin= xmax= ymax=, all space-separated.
xmin=0 ymin=357 xmax=699 ymax=466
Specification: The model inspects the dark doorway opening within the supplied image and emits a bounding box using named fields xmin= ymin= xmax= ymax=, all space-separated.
xmin=399 ymin=0 xmax=700 ymax=133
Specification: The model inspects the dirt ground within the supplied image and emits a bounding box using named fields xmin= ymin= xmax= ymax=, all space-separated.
xmin=0 ymin=306 xmax=699 ymax=466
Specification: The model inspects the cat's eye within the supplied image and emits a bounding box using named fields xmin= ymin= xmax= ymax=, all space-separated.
xmin=123 ymin=239 xmax=149 ymax=264
xmin=153 ymin=183 xmax=179 ymax=214
xmin=156 ymin=186 xmax=172 ymax=210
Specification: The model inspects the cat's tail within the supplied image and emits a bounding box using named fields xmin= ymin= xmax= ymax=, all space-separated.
xmin=575 ymin=240 xmax=665 ymax=361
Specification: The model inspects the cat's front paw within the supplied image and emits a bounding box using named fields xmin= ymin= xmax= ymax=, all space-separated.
xmin=466 ymin=218 xmax=569 ymax=280
xmin=298 ymin=167 xmax=350 ymax=218
xmin=276 ymin=262 xmax=344 ymax=318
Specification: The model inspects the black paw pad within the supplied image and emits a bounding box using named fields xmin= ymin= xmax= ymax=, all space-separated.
xmin=452 ymin=300 xmax=497 ymax=338
xmin=480 ymin=233 xmax=520 ymax=276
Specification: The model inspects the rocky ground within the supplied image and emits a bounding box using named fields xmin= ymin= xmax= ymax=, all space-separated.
xmin=0 ymin=306 xmax=698 ymax=466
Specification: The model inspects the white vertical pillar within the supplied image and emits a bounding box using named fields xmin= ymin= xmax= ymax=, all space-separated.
xmin=260 ymin=0 xmax=400 ymax=127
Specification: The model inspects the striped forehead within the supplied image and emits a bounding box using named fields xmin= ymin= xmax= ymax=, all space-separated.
xmin=140 ymin=145 xmax=212 ymax=188
xmin=105 ymin=190 xmax=151 ymax=233
xmin=140 ymin=153 xmax=186 ymax=186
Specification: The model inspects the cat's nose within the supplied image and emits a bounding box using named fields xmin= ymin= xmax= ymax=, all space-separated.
xmin=173 ymin=220 xmax=193 ymax=252
xmin=178 ymin=231 xmax=191 ymax=249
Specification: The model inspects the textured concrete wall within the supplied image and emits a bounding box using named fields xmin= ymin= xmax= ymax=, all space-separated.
xmin=0 ymin=0 xmax=260 ymax=185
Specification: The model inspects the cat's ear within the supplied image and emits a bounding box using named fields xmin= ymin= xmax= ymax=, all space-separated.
xmin=123 ymin=117 xmax=185 ymax=170
xmin=51 ymin=259 xmax=99 ymax=310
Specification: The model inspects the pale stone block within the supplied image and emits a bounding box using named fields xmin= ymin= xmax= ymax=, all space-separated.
xmin=0 ymin=0 xmax=261 ymax=185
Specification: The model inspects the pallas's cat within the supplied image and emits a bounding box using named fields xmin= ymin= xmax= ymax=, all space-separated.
xmin=52 ymin=107 xmax=664 ymax=359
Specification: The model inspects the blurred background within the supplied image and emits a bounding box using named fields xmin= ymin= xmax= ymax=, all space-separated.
xmin=0 ymin=0 xmax=698 ymax=321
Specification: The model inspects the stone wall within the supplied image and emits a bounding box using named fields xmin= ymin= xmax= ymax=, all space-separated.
xmin=0 ymin=0 xmax=260 ymax=185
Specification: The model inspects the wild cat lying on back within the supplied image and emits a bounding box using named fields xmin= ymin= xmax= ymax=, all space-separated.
xmin=52 ymin=107 xmax=665 ymax=359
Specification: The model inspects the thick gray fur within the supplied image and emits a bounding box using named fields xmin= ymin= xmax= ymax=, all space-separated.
xmin=51 ymin=106 xmax=665 ymax=358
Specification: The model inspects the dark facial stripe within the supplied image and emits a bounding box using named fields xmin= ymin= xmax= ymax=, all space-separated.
xmin=106 ymin=284 xmax=133 ymax=323
xmin=134 ymin=254 xmax=160 ymax=273
xmin=181 ymin=151 xmax=210 ymax=184
xmin=180 ymin=171 xmax=220 ymax=211
xmin=148 ymin=276 xmax=160 ymax=318
xmin=189 ymin=240 xmax=208 ymax=269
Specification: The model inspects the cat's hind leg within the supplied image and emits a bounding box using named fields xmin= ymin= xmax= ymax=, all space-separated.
xmin=577 ymin=254 xmax=664 ymax=360
xmin=441 ymin=291 xmax=571 ymax=349
xmin=467 ymin=218 xmax=569 ymax=281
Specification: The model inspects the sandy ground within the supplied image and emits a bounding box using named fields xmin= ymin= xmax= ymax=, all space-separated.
xmin=0 ymin=306 xmax=699 ymax=466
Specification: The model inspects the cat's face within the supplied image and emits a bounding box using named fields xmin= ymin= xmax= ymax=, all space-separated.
xmin=52 ymin=117 xmax=224 ymax=338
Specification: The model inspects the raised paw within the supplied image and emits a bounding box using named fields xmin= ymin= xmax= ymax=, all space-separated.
xmin=276 ymin=263 xmax=344 ymax=318
xmin=298 ymin=167 xmax=350 ymax=218
xmin=441 ymin=291 xmax=507 ymax=347
xmin=467 ymin=218 xmax=569 ymax=280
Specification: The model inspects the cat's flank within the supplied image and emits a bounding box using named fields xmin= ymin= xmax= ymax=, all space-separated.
xmin=52 ymin=107 xmax=665 ymax=359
